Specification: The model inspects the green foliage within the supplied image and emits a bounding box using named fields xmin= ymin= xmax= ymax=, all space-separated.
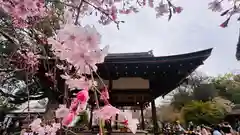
xmin=192 ymin=84 xmax=217 ymax=101
xmin=161 ymin=73 xmax=240 ymax=124
xmin=76 ymin=111 xmax=89 ymax=126
xmin=171 ymin=84 xmax=218 ymax=110
xmin=181 ymin=101 xmax=226 ymax=125
xmin=171 ymin=89 xmax=192 ymax=110
xmin=213 ymin=74 xmax=240 ymax=104
xmin=157 ymin=105 xmax=181 ymax=122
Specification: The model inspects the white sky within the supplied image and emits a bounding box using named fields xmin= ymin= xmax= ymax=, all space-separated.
xmin=83 ymin=0 xmax=240 ymax=77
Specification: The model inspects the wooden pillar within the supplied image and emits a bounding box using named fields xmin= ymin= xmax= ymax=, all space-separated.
xmin=151 ymin=99 xmax=158 ymax=135
xmin=89 ymin=105 xmax=94 ymax=130
xmin=140 ymin=105 xmax=145 ymax=130
xmin=115 ymin=114 xmax=118 ymax=130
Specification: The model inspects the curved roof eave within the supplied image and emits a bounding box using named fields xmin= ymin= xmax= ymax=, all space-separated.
xmin=103 ymin=48 xmax=213 ymax=63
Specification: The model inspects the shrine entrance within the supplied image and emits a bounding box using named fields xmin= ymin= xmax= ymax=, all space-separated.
xmin=86 ymin=48 xmax=212 ymax=134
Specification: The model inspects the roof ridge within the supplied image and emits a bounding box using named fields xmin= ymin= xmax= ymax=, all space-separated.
xmin=107 ymin=50 xmax=154 ymax=58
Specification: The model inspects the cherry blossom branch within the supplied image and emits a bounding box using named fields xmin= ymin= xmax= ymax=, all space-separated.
xmin=85 ymin=62 xmax=107 ymax=88
xmin=83 ymin=62 xmax=110 ymax=104
xmin=82 ymin=0 xmax=122 ymax=28
xmin=0 ymin=29 xmax=19 ymax=45
xmin=90 ymin=69 xmax=104 ymax=135
xmin=75 ymin=0 xmax=84 ymax=25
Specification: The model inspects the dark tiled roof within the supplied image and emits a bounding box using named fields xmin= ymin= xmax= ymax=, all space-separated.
xmin=97 ymin=48 xmax=213 ymax=106
xmin=104 ymin=48 xmax=212 ymax=63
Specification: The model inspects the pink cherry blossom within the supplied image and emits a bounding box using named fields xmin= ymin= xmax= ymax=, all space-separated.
xmin=0 ymin=0 xmax=46 ymax=27
xmin=48 ymin=23 xmax=109 ymax=75
xmin=93 ymin=105 xmax=120 ymax=120
xmin=62 ymin=112 xmax=76 ymax=126
xmin=50 ymin=124 xmax=60 ymax=135
xmin=67 ymin=78 xmax=90 ymax=90
xmin=36 ymin=126 xmax=45 ymax=135
xmin=148 ymin=0 xmax=154 ymax=8
xmin=24 ymin=132 xmax=34 ymax=135
xmin=55 ymin=104 xmax=70 ymax=118
xmin=76 ymin=88 xmax=89 ymax=103
xmin=155 ymin=1 xmax=169 ymax=18
xmin=16 ymin=50 xmax=40 ymax=72
xmin=119 ymin=111 xmax=138 ymax=134
xmin=100 ymin=87 xmax=110 ymax=104
xmin=126 ymin=119 xmax=138 ymax=134
xmin=29 ymin=118 xmax=42 ymax=132
xmin=69 ymin=88 xmax=89 ymax=113
xmin=60 ymin=74 xmax=91 ymax=90
xmin=70 ymin=98 xmax=79 ymax=112
xmin=174 ymin=6 xmax=183 ymax=13
xmin=85 ymin=45 xmax=109 ymax=64
xmin=83 ymin=25 xmax=102 ymax=50
xmin=208 ymin=0 xmax=223 ymax=12
xmin=45 ymin=125 xmax=52 ymax=134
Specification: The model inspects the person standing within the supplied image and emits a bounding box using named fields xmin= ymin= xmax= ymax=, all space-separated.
xmin=221 ymin=122 xmax=233 ymax=135
xmin=213 ymin=125 xmax=222 ymax=135
xmin=201 ymin=125 xmax=208 ymax=135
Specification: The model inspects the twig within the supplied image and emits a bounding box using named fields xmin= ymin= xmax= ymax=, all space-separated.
xmin=82 ymin=0 xmax=120 ymax=25
xmin=90 ymin=69 xmax=103 ymax=135
xmin=75 ymin=0 xmax=84 ymax=25
xmin=86 ymin=62 xmax=107 ymax=89
xmin=0 ymin=29 xmax=18 ymax=45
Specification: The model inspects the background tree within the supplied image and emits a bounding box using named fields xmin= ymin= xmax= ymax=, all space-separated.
xmin=181 ymin=100 xmax=226 ymax=125
xmin=157 ymin=105 xmax=181 ymax=122
xmin=171 ymin=71 xmax=213 ymax=109
xmin=160 ymin=72 xmax=237 ymax=125
xmin=213 ymin=74 xmax=240 ymax=104
xmin=192 ymin=84 xmax=217 ymax=101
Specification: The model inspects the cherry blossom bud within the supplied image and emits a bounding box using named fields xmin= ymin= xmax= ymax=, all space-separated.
xmin=148 ymin=0 xmax=154 ymax=8
xmin=143 ymin=0 xmax=146 ymax=6
xmin=111 ymin=6 xmax=118 ymax=21
xmin=220 ymin=18 xmax=230 ymax=28
xmin=175 ymin=6 xmax=183 ymax=13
